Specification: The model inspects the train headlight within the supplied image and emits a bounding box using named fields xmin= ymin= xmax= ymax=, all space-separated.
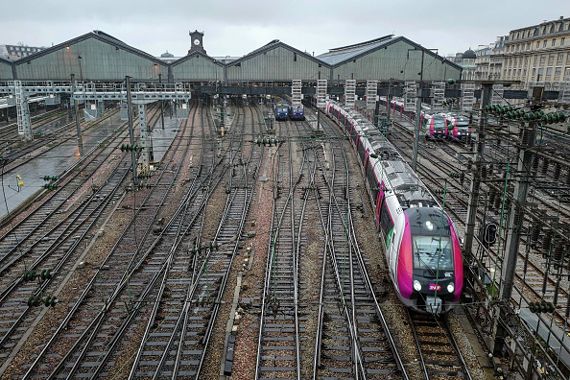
xmin=413 ymin=280 xmax=422 ymax=292
xmin=447 ymin=283 xmax=455 ymax=293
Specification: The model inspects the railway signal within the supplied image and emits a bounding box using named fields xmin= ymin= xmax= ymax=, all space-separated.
xmin=120 ymin=144 xmax=143 ymax=153
xmin=483 ymin=222 xmax=497 ymax=245
xmin=528 ymin=301 xmax=555 ymax=314
xmin=27 ymin=294 xmax=58 ymax=307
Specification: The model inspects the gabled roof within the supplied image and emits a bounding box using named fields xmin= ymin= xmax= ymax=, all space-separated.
xmin=318 ymin=35 xmax=395 ymax=65
xmin=15 ymin=30 xmax=167 ymax=66
xmin=171 ymin=50 xmax=224 ymax=67
xmin=228 ymin=39 xmax=330 ymax=68
xmin=318 ymin=35 xmax=463 ymax=71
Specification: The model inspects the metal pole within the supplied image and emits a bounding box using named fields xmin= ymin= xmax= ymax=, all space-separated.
xmin=70 ymin=74 xmax=84 ymax=155
xmin=126 ymin=76 xmax=138 ymax=186
xmin=159 ymin=73 xmax=165 ymax=130
xmin=464 ymin=83 xmax=492 ymax=257
xmin=411 ymin=51 xmax=425 ymax=171
xmin=493 ymin=88 xmax=541 ymax=355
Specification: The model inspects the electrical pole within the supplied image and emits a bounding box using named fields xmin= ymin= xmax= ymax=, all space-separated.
xmin=126 ymin=76 xmax=138 ymax=186
xmin=464 ymin=83 xmax=493 ymax=257
xmin=158 ymin=73 xmax=165 ymax=130
xmin=70 ymin=74 xmax=84 ymax=155
xmin=493 ymin=87 xmax=541 ymax=355
xmin=412 ymin=50 xmax=425 ymax=171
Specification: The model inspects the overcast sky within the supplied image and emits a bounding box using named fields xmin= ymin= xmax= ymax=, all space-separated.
xmin=3 ymin=0 xmax=568 ymax=58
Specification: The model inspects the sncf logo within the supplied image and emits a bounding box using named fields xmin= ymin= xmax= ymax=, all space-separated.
xmin=428 ymin=284 xmax=441 ymax=291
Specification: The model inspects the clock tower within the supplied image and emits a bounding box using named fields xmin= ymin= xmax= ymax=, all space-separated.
xmin=188 ymin=30 xmax=206 ymax=55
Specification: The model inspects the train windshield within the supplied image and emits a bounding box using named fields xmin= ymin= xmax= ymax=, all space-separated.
xmin=413 ymin=236 xmax=453 ymax=271
xmin=433 ymin=116 xmax=446 ymax=130
xmin=455 ymin=116 xmax=469 ymax=127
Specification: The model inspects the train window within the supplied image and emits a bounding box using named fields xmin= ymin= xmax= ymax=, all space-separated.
xmin=294 ymin=53 xmax=297 ymax=62
xmin=380 ymin=203 xmax=394 ymax=235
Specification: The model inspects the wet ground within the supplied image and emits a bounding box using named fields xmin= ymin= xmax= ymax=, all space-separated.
xmin=0 ymin=111 xmax=184 ymax=219
xmin=0 ymin=113 xmax=121 ymax=218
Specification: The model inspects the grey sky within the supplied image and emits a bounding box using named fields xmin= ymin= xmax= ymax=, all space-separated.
xmin=3 ymin=0 xmax=568 ymax=58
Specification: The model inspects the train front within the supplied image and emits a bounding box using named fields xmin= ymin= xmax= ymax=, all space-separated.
xmin=396 ymin=207 xmax=463 ymax=314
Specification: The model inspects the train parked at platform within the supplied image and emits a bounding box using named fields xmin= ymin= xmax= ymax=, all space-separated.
xmin=325 ymin=100 xmax=464 ymax=314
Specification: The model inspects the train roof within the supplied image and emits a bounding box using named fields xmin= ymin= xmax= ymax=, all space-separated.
xmin=331 ymin=101 xmax=438 ymax=209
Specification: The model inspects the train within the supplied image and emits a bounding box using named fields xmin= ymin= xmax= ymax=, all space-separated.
xmin=325 ymin=100 xmax=464 ymax=314
xmin=380 ymin=97 xmax=472 ymax=142
xmin=274 ymin=103 xmax=289 ymax=121
xmin=289 ymin=104 xmax=305 ymax=121
xmin=274 ymin=102 xmax=305 ymax=121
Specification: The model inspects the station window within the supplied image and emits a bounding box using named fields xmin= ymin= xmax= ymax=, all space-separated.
xmin=551 ymin=39 xmax=556 ymax=47
xmin=561 ymin=37 xmax=565 ymax=46
xmin=543 ymin=40 xmax=547 ymax=48
xmin=293 ymin=52 xmax=297 ymax=62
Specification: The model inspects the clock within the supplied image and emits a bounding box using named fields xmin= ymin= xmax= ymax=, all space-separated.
xmin=194 ymin=39 xmax=200 ymax=46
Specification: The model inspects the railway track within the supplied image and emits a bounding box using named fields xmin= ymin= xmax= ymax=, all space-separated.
xmin=0 ymin=107 xmax=162 ymax=375
xmin=389 ymin=115 xmax=570 ymax=367
xmin=408 ymin=311 xmax=472 ymax=380
xmin=311 ymin=114 xmax=408 ymax=379
xmin=0 ymin=109 xmax=68 ymax=154
xmin=126 ymin=104 xmax=261 ymax=379
xmin=9 ymin=105 xmax=195 ymax=379
xmin=255 ymin=120 xmax=306 ymax=379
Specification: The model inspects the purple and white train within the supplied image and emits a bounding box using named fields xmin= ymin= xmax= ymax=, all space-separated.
xmin=325 ymin=100 xmax=464 ymax=314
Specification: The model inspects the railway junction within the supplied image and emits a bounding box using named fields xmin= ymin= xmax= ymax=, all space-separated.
xmin=0 ymin=29 xmax=569 ymax=379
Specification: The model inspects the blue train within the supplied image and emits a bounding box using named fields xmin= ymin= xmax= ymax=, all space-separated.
xmin=289 ymin=104 xmax=305 ymax=121
xmin=274 ymin=103 xmax=289 ymax=121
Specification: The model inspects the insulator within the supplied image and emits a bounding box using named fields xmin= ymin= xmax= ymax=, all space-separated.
xmin=531 ymin=155 xmax=540 ymax=176
xmin=543 ymin=229 xmax=553 ymax=252
xmin=488 ymin=188 xmax=497 ymax=208
xmin=553 ymin=163 xmax=561 ymax=181
xmin=460 ymin=172 xmax=465 ymax=185
xmin=494 ymin=193 xmax=502 ymax=210
xmin=542 ymin=158 xmax=549 ymax=175
xmin=553 ymin=238 xmax=564 ymax=263
xmin=530 ymin=223 xmax=542 ymax=247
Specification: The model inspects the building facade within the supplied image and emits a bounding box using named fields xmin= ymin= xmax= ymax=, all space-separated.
xmin=502 ymin=16 xmax=570 ymax=90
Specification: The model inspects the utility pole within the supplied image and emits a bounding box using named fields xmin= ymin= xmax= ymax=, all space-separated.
xmin=412 ymin=50 xmax=425 ymax=171
xmin=125 ymin=76 xmax=138 ymax=186
xmin=386 ymin=79 xmax=393 ymax=122
xmin=464 ymin=83 xmax=493 ymax=257
xmin=70 ymin=74 xmax=84 ymax=155
xmin=493 ymin=87 xmax=541 ymax=355
xmin=158 ymin=73 xmax=165 ymax=130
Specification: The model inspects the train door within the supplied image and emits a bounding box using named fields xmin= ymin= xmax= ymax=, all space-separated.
xmin=374 ymin=182 xmax=384 ymax=228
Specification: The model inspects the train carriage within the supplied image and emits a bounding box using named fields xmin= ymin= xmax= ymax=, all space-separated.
xmin=325 ymin=100 xmax=464 ymax=314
